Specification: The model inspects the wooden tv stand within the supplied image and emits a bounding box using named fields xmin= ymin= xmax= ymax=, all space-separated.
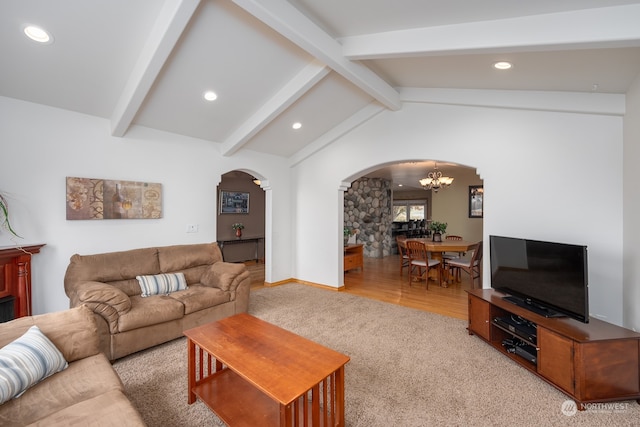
xmin=467 ymin=289 xmax=640 ymax=409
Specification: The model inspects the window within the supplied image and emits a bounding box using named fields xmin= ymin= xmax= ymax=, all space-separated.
xmin=393 ymin=200 xmax=426 ymax=222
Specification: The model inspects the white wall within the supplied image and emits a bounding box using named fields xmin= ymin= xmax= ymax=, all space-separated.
xmin=292 ymin=98 xmax=626 ymax=325
xmin=624 ymin=73 xmax=640 ymax=331
xmin=0 ymin=96 xmax=292 ymax=314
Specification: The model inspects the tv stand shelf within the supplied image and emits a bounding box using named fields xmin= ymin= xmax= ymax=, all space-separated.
xmin=467 ymin=289 xmax=640 ymax=409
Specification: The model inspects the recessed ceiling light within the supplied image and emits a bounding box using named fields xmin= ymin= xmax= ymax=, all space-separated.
xmin=292 ymin=122 xmax=302 ymax=130
xmin=24 ymin=25 xmax=53 ymax=44
xmin=493 ymin=61 xmax=512 ymax=70
xmin=203 ymin=91 xmax=218 ymax=101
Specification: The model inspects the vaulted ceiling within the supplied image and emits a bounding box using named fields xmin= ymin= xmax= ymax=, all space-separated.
xmin=3 ymin=1 xmax=640 ymax=182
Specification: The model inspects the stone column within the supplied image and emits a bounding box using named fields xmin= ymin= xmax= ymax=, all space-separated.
xmin=344 ymin=178 xmax=392 ymax=258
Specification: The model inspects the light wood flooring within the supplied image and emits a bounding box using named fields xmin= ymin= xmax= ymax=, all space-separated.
xmin=247 ymin=254 xmax=471 ymax=320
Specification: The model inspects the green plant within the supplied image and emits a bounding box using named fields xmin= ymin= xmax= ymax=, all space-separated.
xmin=0 ymin=193 xmax=21 ymax=238
xmin=429 ymin=221 xmax=447 ymax=234
xmin=231 ymin=223 xmax=244 ymax=230
xmin=344 ymin=226 xmax=352 ymax=237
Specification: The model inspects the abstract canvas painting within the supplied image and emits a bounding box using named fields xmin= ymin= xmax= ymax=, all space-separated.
xmin=66 ymin=177 xmax=162 ymax=220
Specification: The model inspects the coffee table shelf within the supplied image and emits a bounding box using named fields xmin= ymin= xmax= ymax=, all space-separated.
xmin=193 ymin=368 xmax=280 ymax=426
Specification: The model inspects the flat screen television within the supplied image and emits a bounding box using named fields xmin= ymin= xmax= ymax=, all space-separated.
xmin=490 ymin=235 xmax=589 ymax=323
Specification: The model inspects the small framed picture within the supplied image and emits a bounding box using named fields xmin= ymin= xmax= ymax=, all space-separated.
xmin=220 ymin=190 xmax=249 ymax=214
xmin=469 ymin=185 xmax=483 ymax=218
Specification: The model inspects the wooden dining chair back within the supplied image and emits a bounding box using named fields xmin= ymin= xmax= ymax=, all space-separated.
xmin=396 ymin=235 xmax=409 ymax=275
xmin=443 ymin=235 xmax=464 ymax=258
xmin=447 ymin=241 xmax=483 ymax=289
xmin=442 ymin=235 xmax=464 ymax=280
xmin=405 ymin=240 xmax=441 ymax=289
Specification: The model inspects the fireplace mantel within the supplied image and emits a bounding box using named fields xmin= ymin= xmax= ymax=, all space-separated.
xmin=0 ymin=243 xmax=45 ymax=319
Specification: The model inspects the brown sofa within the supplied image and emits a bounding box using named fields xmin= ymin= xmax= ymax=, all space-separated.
xmin=0 ymin=305 xmax=146 ymax=426
xmin=64 ymin=242 xmax=250 ymax=360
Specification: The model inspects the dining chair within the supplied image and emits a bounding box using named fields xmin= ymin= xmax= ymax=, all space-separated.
xmin=396 ymin=235 xmax=409 ymax=275
xmin=406 ymin=240 xmax=441 ymax=289
xmin=443 ymin=235 xmax=463 ymax=257
xmin=442 ymin=235 xmax=464 ymax=281
xmin=447 ymin=241 xmax=483 ymax=289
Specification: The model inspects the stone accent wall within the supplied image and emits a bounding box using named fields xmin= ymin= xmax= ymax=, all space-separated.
xmin=344 ymin=177 xmax=392 ymax=258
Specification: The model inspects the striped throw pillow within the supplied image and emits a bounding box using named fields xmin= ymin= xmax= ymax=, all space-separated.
xmin=136 ymin=272 xmax=188 ymax=297
xmin=0 ymin=325 xmax=68 ymax=404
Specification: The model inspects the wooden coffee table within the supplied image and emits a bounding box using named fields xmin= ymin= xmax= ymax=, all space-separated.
xmin=184 ymin=313 xmax=350 ymax=426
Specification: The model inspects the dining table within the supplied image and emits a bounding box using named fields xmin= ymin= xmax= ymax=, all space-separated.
xmin=405 ymin=238 xmax=479 ymax=286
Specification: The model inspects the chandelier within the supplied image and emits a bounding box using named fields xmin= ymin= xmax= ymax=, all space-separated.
xmin=419 ymin=163 xmax=454 ymax=192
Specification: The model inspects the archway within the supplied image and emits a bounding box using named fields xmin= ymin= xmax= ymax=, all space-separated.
xmin=340 ymin=160 xmax=483 ymax=288
xmin=216 ymin=170 xmax=269 ymax=283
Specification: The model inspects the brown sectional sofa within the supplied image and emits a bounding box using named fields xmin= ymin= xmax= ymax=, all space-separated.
xmin=64 ymin=242 xmax=250 ymax=360
xmin=0 ymin=305 xmax=146 ymax=426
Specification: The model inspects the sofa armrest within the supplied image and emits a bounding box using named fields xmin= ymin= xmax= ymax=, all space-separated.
xmin=200 ymin=262 xmax=250 ymax=293
xmin=71 ymin=281 xmax=132 ymax=334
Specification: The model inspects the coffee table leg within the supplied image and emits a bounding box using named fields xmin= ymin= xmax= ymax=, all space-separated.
xmin=311 ymin=384 xmax=320 ymax=425
xmin=335 ymin=366 xmax=345 ymax=427
xmin=187 ymin=338 xmax=196 ymax=404
xmin=279 ymin=403 xmax=292 ymax=427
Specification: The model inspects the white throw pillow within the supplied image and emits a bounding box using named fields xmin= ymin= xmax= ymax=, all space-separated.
xmin=0 ymin=325 xmax=68 ymax=404
xmin=136 ymin=272 xmax=188 ymax=297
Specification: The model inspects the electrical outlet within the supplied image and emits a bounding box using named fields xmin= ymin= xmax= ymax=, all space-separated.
xmin=186 ymin=224 xmax=199 ymax=233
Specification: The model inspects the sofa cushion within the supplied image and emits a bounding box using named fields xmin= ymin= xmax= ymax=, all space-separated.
xmin=117 ymin=295 xmax=185 ymax=332
xmin=99 ymin=278 xmax=143 ymax=298
xmin=158 ymin=242 xmax=221 ymax=273
xmin=168 ymin=284 xmax=231 ymax=314
xmin=136 ymin=272 xmax=187 ymax=297
xmin=26 ymin=389 xmax=146 ymax=427
xmin=0 ymin=353 xmax=124 ymax=426
xmin=65 ymin=247 xmax=160 ymax=285
xmin=0 ymin=326 xmax=68 ymax=404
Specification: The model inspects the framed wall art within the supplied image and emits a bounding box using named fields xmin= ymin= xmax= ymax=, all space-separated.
xmin=469 ymin=185 xmax=483 ymax=218
xmin=66 ymin=177 xmax=162 ymax=220
xmin=219 ymin=190 xmax=249 ymax=214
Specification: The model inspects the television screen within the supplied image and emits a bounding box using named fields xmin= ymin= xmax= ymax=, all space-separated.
xmin=490 ymin=235 xmax=589 ymax=323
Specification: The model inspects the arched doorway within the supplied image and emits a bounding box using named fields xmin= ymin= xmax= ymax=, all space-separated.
xmin=216 ymin=170 xmax=267 ymax=285
xmin=343 ymin=160 xmax=483 ymax=260
xmin=340 ymin=160 xmax=483 ymax=318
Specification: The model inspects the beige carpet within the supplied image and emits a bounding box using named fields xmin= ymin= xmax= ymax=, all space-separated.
xmin=113 ymin=284 xmax=640 ymax=426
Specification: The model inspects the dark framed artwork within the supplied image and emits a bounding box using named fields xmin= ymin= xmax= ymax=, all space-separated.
xmin=220 ymin=190 xmax=249 ymax=214
xmin=469 ymin=185 xmax=483 ymax=218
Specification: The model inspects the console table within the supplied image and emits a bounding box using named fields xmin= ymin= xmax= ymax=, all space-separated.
xmin=0 ymin=244 xmax=45 ymax=319
xmin=344 ymin=244 xmax=363 ymax=272
xmin=217 ymin=237 xmax=263 ymax=263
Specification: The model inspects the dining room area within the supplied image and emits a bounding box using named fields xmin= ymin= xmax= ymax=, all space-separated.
xmin=342 ymin=161 xmax=484 ymax=320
